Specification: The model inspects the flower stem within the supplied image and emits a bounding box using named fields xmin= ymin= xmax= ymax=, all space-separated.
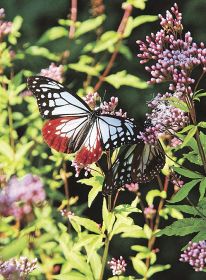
xmin=99 ymin=195 xmax=112 ymax=280
xmin=69 ymin=0 xmax=77 ymax=39
xmin=93 ymin=4 xmax=132 ymax=92
xmin=99 ymin=233 xmax=110 ymax=280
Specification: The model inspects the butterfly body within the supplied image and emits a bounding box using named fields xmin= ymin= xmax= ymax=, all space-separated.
xmin=28 ymin=76 xmax=139 ymax=165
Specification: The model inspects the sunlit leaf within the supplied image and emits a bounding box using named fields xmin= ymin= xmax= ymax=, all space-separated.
xmin=75 ymin=15 xmax=106 ymax=38
xmin=37 ymin=26 xmax=68 ymax=44
xmin=157 ymin=218 xmax=206 ymax=237
xmin=105 ymin=70 xmax=147 ymax=89
xmin=169 ymin=179 xmax=201 ymax=203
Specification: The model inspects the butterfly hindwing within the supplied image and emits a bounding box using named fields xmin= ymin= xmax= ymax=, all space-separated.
xmin=103 ymin=142 xmax=165 ymax=195
xmin=27 ymin=76 xmax=91 ymax=119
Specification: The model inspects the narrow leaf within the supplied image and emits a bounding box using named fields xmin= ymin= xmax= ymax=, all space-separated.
xmin=169 ymin=180 xmax=201 ymax=203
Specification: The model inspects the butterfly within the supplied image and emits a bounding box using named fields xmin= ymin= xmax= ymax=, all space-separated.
xmin=27 ymin=76 xmax=139 ymax=165
xmin=102 ymin=141 xmax=165 ymax=195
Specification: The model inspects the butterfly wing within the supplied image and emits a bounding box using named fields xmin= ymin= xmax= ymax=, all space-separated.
xmin=97 ymin=115 xmax=139 ymax=150
xmin=103 ymin=142 xmax=165 ymax=195
xmin=27 ymin=76 xmax=91 ymax=119
xmin=131 ymin=142 xmax=165 ymax=183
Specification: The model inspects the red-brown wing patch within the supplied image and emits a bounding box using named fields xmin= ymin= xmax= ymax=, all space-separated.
xmin=42 ymin=116 xmax=87 ymax=153
xmin=75 ymin=123 xmax=102 ymax=165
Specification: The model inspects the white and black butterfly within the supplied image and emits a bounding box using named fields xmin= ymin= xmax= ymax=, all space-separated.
xmin=27 ymin=76 xmax=139 ymax=164
xmin=102 ymin=141 xmax=165 ymax=195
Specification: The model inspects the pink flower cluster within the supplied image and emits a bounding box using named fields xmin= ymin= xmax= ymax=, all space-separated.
xmin=138 ymin=93 xmax=188 ymax=144
xmin=144 ymin=204 xmax=156 ymax=219
xmin=137 ymin=3 xmax=206 ymax=95
xmin=0 ymin=174 xmax=45 ymax=219
xmin=83 ymin=92 xmax=100 ymax=110
xmin=180 ymin=241 xmax=206 ymax=271
xmin=39 ymin=62 xmax=64 ymax=83
xmin=124 ymin=182 xmax=139 ymax=192
xmin=136 ymin=3 xmax=206 ymax=144
xmin=0 ymin=8 xmax=12 ymax=39
xmin=0 ymin=257 xmax=37 ymax=279
xmin=108 ymin=256 xmax=127 ymax=276
xmin=83 ymin=91 xmax=127 ymax=118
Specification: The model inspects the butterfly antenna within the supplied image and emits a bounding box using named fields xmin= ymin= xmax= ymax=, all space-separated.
xmin=102 ymin=90 xmax=107 ymax=104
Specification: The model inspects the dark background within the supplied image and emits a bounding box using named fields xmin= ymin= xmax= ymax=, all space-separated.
xmin=1 ymin=1 xmax=206 ymax=279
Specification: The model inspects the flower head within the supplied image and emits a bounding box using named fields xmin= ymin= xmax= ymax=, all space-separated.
xmin=39 ymin=63 xmax=64 ymax=82
xmin=180 ymin=241 xmax=206 ymax=271
xmin=0 ymin=8 xmax=12 ymax=39
xmin=138 ymin=93 xmax=189 ymax=144
xmin=124 ymin=182 xmax=139 ymax=192
xmin=0 ymin=257 xmax=37 ymax=279
xmin=144 ymin=204 xmax=156 ymax=219
xmin=137 ymin=3 xmax=206 ymax=95
xmin=108 ymin=256 xmax=127 ymax=276
xmin=0 ymin=174 xmax=45 ymax=219
xmin=83 ymin=92 xmax=100 ymax=110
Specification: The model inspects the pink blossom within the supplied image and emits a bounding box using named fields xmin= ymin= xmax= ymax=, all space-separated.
xmin=108 ymin=256 xmax=127 ymax=276
xmin=39 ymin=63 xmax=64 ymax=82
xmin=0 ymin=174 xmax=45 ymax=219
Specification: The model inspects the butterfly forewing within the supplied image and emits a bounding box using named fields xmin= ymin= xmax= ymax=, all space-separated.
xmin=27 ymin=76 xmax=91 ymax=119
xmin=97 ymin=115 xmax=139 ymax=150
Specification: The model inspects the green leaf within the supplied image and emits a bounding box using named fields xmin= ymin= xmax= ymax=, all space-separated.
xmin=157 ymin=218 xmax=206 ymax=237
xmin=123 ymin=15 xmax=158 ymax=38
xmin=78 ymin=175 xmax=103 ymax=207
xmin=8 ymin=15 xmax=23 ymax=44
xmin=66 ymin=252 xmax=93 ymax=277
xmin=15 ymin=141 xmax=34 ymax=162
xmin=53 ymin=272 xmax=85 ymax=280
xmin=147 ymin=264 xmax=171 ymax=278
xmin=127 ymin=0 xmax=147 ymax=9
xmin=146 ymin=190 xmax=166 ymax=205
xmin=198 ymin=122 xmax=206 ymax=128
xmin=0 ymin=140 xmax=14 ymax=159
xmin=131 ymin=245 xmax=150 ymax=253
xmin=0 ymin=236 xmax=28 ymax=260
xmin=37 ymin=26 xmax=68 ymax=44
xmin=25 ymin=46 xmax=59 ymax=61
xmin=114 ymin=204 xmax=140 ymax=216
xmin=172 ymin=166 xmax=203 ymax=179
xmin=169 ymin=180 xmax=201 ymax=203
xmin=68 ymin=63 xmax=99 ymax=76
xmin=192 ymin=231 xmax=206 ymax=243
xmin=199 ymin=178 xmax=206 ymax=200
xmin=167 ymin=97 xmax=189 ymax=112
xmin=75 ymin=15 xmax=106 ymax=37
xmin=131 ymin=257 xmax=147 ymax=276
xmin=180 ymin=126 xmax=197 ymax=147
xmin=93 ymin=31 xmax=119 ymax=53
xmin=166 ymin=205 xmax=200 ymax=216
xmin=102 ymin=198 xmax=115 ymax=233
xmin=72 ymin=216 xmax=101 ymax=234
xmin=105 ymin=70 xmax=147 ymax=89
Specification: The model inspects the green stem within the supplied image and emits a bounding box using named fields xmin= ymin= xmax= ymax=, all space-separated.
xmin=195 ymin=129 xmax=206 ymax=174
xmin=99 ymin=194 xmax=112 ymax=280
xmin=99 ymin=234 xmax=110 ymax=280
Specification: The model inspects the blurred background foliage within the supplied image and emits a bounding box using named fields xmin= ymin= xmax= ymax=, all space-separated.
xmin=0 ymin=0 xmax=206 ymax=279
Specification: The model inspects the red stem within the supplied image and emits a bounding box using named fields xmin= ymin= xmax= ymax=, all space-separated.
xmin=69 ymin=0 xmax=77 ymax=39
xmin=93 ymin=4 xmax=133 ymax=92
